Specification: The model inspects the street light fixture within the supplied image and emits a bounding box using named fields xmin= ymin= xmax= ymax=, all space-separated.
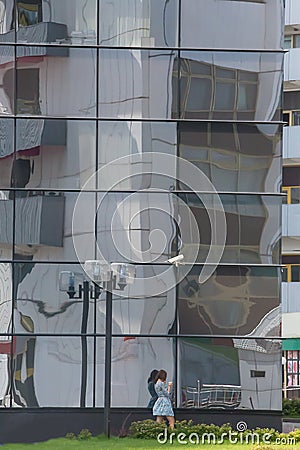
xmin=59 ymin=261 xmax=136 ymax=437
xmin=59 ymin=269 xmax=101 ymax=408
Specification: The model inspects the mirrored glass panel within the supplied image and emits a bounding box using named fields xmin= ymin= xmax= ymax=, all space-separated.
xmin=96 ymin=192 xmax=179 ymax=265
xmin=0 ymin=193 xmax=13 ymax=259
xmin=97 ymin=121 xmax=177 ymax=190
xmin=13 ymin=262 xmax=106 ymax=335
xmin=178 ymin=193 xmax=281 ymax=264
xmin=95 ymin=192 xmax=281 ymax=265
xmin=16 ymin=47 xmax=96 ymax=117
xmin=0 ymin=0 xmax=14 ymax=42
xmin=110 ymin=276 xmax=176 ymax=335
xmin=99 ymin=49 xmax=178 ymax=119
xmin=179 ymin=337 xmax=281 ymax=410
xmin=99 ymin=0 xmax=178 ymax=47
xmin=7 ymin=336 xmax=103 ymax=407
xmin=16 ymin=0 xmax=97 ymax=45
xmin=0 ymin=263 xmax=13 ymax=402
xmin=0 ymin=118 xmax=14 ymax=189
xmin=16 ymin=119 xmax=96 ymax=189
xmin=179 ymin=52 xmax=283 ymax=121
xmin=0 ymin=46 xmax=15 ymax=115
xmin=14 ymin=191 xmax=96 ymax=262
xmin=179 ymin=122 xmax=282 ymax=193
xmin=111 ymin=336 xmax=175 ymax=407
xmin=178 ymin=265 xmax=280 ymax=336
xmin=181 ymin=0 xmax=283 ymax=50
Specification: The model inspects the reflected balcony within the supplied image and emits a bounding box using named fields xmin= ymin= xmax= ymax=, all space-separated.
xmin=284 ymin=49 xmax=300 ymax=88
xmin=0 ymin=193 xmax=65 ymax=247
xmin=282 ymin=195 xmax=300 ymax=237
xmin=181 ymin=383 xmax=241 ymax=409
xmin=0 ymin=22 xmax=69 ymax=65
xmin=283 ymin=125 xmax=300 ymax=162
xmin=285 ymin=0 xmax=300 ymax=27
xmin=0 ymin=119 xmax=66 ymax=159
xmin=282 ymin=269 xmax=300 ymax=338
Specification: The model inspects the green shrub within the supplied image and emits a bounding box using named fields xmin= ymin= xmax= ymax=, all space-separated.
xmin=283 ymin=398 xmax=300 ymax=417
xmin=65 ymin=432 xmax=76 ymax=440
xmin=77 ymin=428 xmax=92 ymax=440
xmin=128 ymin=420 xmax=287 ymax=442
xmin=129 ymin=419 xmax=166 ymax=439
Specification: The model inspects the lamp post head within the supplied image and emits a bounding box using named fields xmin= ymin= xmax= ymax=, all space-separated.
xmin=111 ymin=263 xmax=136 ymax=290
xmin=84 ymin=260 xmax=111 ymax=283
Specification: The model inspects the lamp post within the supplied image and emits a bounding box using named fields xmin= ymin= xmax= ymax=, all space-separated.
xmin=60 ymin=261 xmax=135 ymax=437
xmin=59 ymin=271 xmax=101 ymax=407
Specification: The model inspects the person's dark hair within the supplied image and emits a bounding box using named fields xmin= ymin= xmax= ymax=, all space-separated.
xmin=155 ymin=369 xmax=167 ymax=382
xmin=147 ymin=369 xmax=158 ymax=383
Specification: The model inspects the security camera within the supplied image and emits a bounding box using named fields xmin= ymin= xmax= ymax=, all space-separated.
xmin=167 ymin=254 xmax=184 ymax=265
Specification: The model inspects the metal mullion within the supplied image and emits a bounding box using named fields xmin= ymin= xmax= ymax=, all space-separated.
xmin=9 ymin=0 xmax=18 ymax=408
xmin=92 ymin=1 xmax=101 ymax=409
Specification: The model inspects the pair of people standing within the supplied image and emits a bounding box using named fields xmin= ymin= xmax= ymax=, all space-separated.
xmin=147 ymin=369 xmax=174 ymax=430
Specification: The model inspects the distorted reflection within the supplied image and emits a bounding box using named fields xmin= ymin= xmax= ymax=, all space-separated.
xmin=178 ymin=265 xmax=280 ymax=336
xmin=179 ymin=337 xmax=281 ymax=410
xmin=99 ymin=0 xmax=178 ymax=47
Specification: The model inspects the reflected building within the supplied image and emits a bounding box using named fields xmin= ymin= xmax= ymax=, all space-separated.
xmin=282 ymin=0 xmax=300 ymax=399
xmin=0 ymin=0 xmax=284 ymax=441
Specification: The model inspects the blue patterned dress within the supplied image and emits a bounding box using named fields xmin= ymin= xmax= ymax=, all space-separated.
xmin=152 ymin=381 xmax=174 ymax=417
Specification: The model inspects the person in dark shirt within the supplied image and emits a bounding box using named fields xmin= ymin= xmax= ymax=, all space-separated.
xmin=147 ymin=369 xmax=158 ymax=408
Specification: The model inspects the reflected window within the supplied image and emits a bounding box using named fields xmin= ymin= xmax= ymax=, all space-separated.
xmin=284 ymin=35 xmax=292 ymax=49
xmin=17 ymin=0 xmax=42 ymax=27
xmin=287 ymin=351 xmax=300 ymax=387
xmin=10 ymin=0 xmax=42 ymax=29
xmin=17 ymin=69 xmax=40 ymax=114
xmin=180 ymin=56 xmax=258 ymax=119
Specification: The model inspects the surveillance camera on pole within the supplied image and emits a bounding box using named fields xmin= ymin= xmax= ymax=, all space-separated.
xmin=167 ymin=254 xmax=184 ymax=266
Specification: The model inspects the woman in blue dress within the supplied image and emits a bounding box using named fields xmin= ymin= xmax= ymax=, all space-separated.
xmin=152 ymin=369 xmax=174 ymax=429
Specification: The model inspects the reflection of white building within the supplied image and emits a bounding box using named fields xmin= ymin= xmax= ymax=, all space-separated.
xmin=0 ymin=0 xmax=283 ymax=424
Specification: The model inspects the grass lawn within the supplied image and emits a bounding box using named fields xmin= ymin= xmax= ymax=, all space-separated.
xmin=1 ymin=436 xmax=300 ymax=450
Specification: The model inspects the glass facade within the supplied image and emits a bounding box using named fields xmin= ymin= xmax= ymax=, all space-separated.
xmin=0 ymin=0 xmax=283 ymax=414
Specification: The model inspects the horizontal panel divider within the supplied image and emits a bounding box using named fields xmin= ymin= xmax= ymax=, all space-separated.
xmin=1 ymin=115 xmax=284 ymax=124
xmin=2 ymin=42 xmax=285 ymax=52
xmin=5 ymin=260 xmax=283 ymax=267
xmin=0 ymin=333 xmax=281 ymax=339
xmin=2 ymin=188 xmax=285 ymax=195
